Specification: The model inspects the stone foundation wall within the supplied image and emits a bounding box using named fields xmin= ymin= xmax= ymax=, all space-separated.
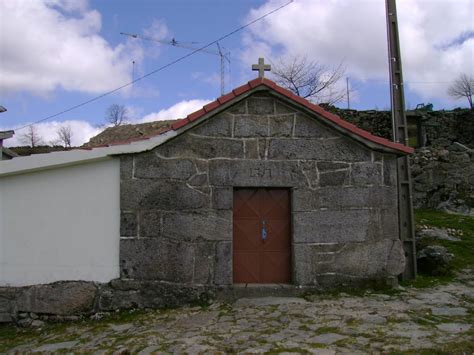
xmin=119 ymin=90 xmax=405 ymax=287
xmin=1 ymin=276 xmax=401 ymax=324
xmin=0 ymin=280 xmax=213 ymax=324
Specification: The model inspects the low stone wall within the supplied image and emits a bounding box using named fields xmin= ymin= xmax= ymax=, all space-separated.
xmin=0 ymin=276 xmax=399 ymax=324
xmin=323 ymin=106 xmax=474 ymax=149
xmin=0 ymin=280 xmax=214 ymax=324
xmin=321 ymin=106 xmax=474 ymax=210
xmin=411 ymin=144 xmax=474 ymax=211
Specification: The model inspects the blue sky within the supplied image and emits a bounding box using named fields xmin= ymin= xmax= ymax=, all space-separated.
xmin=1 ymin=0 xmax=473 ymax=146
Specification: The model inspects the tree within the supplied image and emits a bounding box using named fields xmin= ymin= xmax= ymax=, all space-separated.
xmin=447 ymin=73 xmax=473 ymax=109
xmin=105 ymin=104 xmax=129 ymax=126
xmin=20 ymin=125 xmax=43 ymax=147
xmin=55 ymin=125 xmax=73 ymax=148
xmin=271 ymin=55 xmax=346 ymax=105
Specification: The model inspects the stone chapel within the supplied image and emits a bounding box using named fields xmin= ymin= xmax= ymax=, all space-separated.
xmin=0 ymin=62 xmax=413 ymax=318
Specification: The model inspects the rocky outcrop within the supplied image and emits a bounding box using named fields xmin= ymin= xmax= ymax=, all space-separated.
xmin=417 ymin=245 xmax=454 ymax=276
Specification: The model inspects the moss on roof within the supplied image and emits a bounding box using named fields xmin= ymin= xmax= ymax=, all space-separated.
xmin=84 ymin=120 xmax=178 ymax=147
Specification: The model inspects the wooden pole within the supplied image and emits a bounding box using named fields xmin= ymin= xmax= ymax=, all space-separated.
xmin=385 ymin=0 xmax=417 ymax=280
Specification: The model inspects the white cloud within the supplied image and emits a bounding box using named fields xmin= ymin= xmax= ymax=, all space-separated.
xmin=140 ymin=99 xmax=211 ymax=122
xmin=2 ymin=120 xmax=101 ymax=147
xmin=2 ymin=98 xmax=211 ymax=147
xmin=242 ymin=0 xmax=474 ymax=104
xmin=0 ymin=0 xmax=143 ymax=96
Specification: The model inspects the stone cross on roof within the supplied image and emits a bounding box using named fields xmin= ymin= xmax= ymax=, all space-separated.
xmin=252 ymin=57 xmax=271 ymax=78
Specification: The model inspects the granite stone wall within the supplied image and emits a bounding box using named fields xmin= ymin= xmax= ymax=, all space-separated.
xmin=120 ymin=91 xmax=405 ymax=288
xmin=411 ymin=145 xmax=474 ymax=211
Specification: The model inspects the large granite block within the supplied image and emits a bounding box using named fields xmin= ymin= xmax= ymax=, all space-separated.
xmin=247 ymin=97 xmax=274 ymax=115
xmin=134 ymin=153 xmax=195 ymax=180
xmin=209 ymin=159 xmax=307 ymax=187
xmin=139 ymin=210 xmax=161 ymax=237
xmin=120 ymin=238 xmax=194 ymax=282
xmin=162 ymin=210 xmax=232 ymax=241
xmin=293 ymin=239 xmax=405 ymax=286
xmin=351 ymin=162 xmax=383 ymax=186
xmin=193 ymin=112 xmax=233 ymax=137
xmin=193 ymin=242 xmax=216 ymax=284
xmin=188 ymin=173 xmax=208 ymax=186
xmin=215 ymin=242 xmax=232 ymax=285
xmin=293 ymin=209 xmax=378 ymax=243
xmin=120 ymin=211 xmax=137 ymax=237
xmin=211 ymin=187 xmax=233 ymax=210
xmin=120 ymin=155 xmax=133 ymax=180
xmin=269 ymin=114 xmax=294 ymax=137
xmin=381 ymin=208 xmax=400 ymax=240
xmin=319 ymin=169 xmax=350 ymax=187
xmin=155 ymin=134 xmax=244 ymax=159
xmin=121 ymin=180 xmax=209 ymax=210
xmin=234 ymin=115 xmax=268 ymax=137
xmin=294 ymin=113 xmax=339 ymax=138
xmin=293 ymin=186 xmax=397 ymax=211
xmin=16 ymin=282 xmax=97 ymax=315
xmin=228 ymin=100 xmax=247 ymax=114
xmin=299 ymin=161 xmax=319 ymax=188
xmin=267 ymin=138 xmax=371 ymax=161
xmin=317 ymin=161 xmax=350 ymax=171
xmin=244 ymin=139 xmax=259 ymax=159
xmin=383 ymin=156 xmax=398 ymax=186
xmin=275 ymin=101 xmax=296 ymax=114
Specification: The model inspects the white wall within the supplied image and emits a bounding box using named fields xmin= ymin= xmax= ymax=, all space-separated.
xmin=0 ymin=158 xmax=120 ymax=286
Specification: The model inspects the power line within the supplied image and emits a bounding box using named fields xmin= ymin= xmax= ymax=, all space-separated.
xmin=358 ymin=79 xmax=456 ymax=84
xmin=14 ymin=1 xmax=293 ymax=132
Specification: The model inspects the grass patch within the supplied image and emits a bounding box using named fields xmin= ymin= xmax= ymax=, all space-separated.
xmin=401 ymin=274 xmax=455 ymax=288
xmin=0 ymin=325 xmax=38 ymax=353
xmin=0 ymin=308 xmax=155 ymax=352
xmin=0 ymin=321 xmax=84 ymax=353
xmin=399 ymin=209 xmax=474 ymax=288
xmin=346 ymin=317 xmax=362 ymax=326
xmin=298 ymin=324 xmax=310 ymax=331
xmin=415 ymin=209 xmax=474 ymax=271
xmin=313 ymin=326 xmax=340 ymax=335
xmin=389 ymin=338 xmax=474 ymax=355
xmin=265 ymin=347 xmax=310 ymax=354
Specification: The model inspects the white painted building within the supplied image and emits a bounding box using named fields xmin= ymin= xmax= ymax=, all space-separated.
xmin=0 ymin=132 xmax=176 ymax=286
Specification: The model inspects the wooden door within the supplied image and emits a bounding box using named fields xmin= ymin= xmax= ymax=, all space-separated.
xmin=233 ymin=188 xmax=291 ymax=283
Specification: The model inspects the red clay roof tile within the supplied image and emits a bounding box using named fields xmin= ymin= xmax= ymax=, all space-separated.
xmin=99 ymin=77 xmax=413 ymax=154
xmin=232 ymin=83 xmax=251 ymax=96
xmin=187 ymin=108 xmax=206 ymax=122
xmin=203 ymin=100 xmax=220 ymax=113
xmin=217 ymin=92 xmax=235 ymax=105
xmin=171 ymin=118 xmax=190 ymax=130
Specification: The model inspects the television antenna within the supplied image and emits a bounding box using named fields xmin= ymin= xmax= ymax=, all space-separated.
xmin=121 ymin=32 xmax=231 ymax=95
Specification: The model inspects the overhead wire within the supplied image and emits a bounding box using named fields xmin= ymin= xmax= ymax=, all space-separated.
xmin=13 ymin=0 xmax=293 ymax=132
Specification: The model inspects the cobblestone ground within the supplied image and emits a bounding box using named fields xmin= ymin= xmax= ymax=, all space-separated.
xmin=2 ymin=271 xmax=474 ymax=354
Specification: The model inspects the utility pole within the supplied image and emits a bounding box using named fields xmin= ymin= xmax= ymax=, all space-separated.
xmin=132 ymin=60 xmax=135 ymax=94
xmin=217 ymin=42 xmax=225 ymax=97
xmin=385 ymin=0 xmax=417 ymax=280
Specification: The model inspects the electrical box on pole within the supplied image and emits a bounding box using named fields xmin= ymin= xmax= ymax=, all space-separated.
xmin=385 ymin=0 xmax=417 ymax=280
